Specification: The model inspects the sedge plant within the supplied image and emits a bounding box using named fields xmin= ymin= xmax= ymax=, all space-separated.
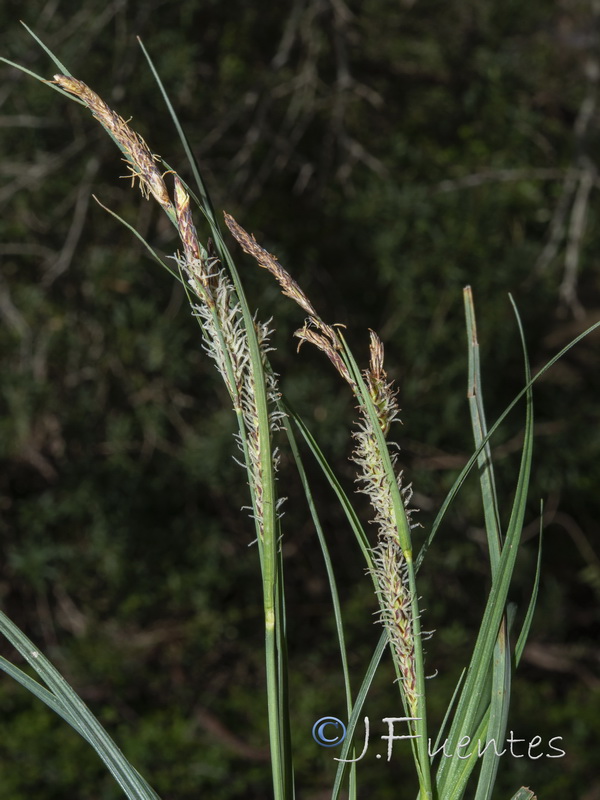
xmin=2 ymin=27 xmax=598 ymax=800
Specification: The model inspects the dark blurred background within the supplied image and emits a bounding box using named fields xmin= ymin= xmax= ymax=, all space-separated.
xmin=1 ymin=1 xmax=599 ymax=798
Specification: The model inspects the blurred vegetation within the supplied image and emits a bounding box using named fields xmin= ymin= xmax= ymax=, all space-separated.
xmin=1 ymin=1 xmax=599 ymax=797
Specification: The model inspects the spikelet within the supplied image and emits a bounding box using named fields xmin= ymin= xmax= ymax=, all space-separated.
xmin=171 ymin=196 xmax=281 ymax=539
xmin=53 ymin=74 xmax=173 ymax=214
xmin=365 ymin=330 xmax=401 ymax=436
xmin=224 ymin=215 xmax=421 ymax=703
xmin=224 ymin=213 xmax=349 ymax=383
xmin=54 ymin=74 xmax=282 ymax=541
xmin=173 ymin=175 xmax=200 ymax=263
xmin=224 ymin=213 xmax=319 ymax=319
xmin=371 ymin=538 xmax=419 ymax=716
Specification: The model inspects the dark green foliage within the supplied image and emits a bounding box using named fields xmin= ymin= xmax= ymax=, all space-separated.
xmin=1 ymin=1 xmax=599 ymax=797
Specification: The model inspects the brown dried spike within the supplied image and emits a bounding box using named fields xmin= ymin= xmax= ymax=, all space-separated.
xmin=224 ymin=212 xmax=319 ymax=319
xmin=294 ymin=325 xmax=331 ymax=353
xmin=53 ymin=74 xmax=173 ymax=214
xmin=173 ymin=176 xmax=200 ymax=262
xmin=295 ymin=325 xmax=354 ymax=386
xmin=53 ymin=75 xmax=100 ymax=106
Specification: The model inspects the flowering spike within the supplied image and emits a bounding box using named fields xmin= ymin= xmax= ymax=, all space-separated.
xmin=53 ymin=74 xmax=173 ymax=214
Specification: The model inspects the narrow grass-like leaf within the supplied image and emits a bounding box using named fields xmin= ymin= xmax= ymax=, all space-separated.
xmin=19 ymin=22 xmax=71 ymax=74
xmin=0 ymin=656 xmax=83 ymax=732
xmin=473 ymin=619 xmax=511 ymax=800
xmin=430 ymin=668 xmax=466 ymax=757
xmin=509 ymin=788 xmax=537 ymax=800
xmin=282 ymin=399 xmax=371 ymax=562
xmin=92 ymin=196 xmax=180 ymax=280
xmin=331 ymin=631 xmax=388 ymax=800
xmin=465 ymin=288 xmax=512 ymax=800
xmin=136 ymin=38 xmax=218 ymax=231
xmin=440 ymin=707 xmax=490 ymax=794
xmin=281 ymin=410 xmax=357 ymax=798
xmin=464 ymin=286 xmax=502 ymax=566
xmin=515 ymin=511 xmax=543 ymax=667
xmin=436 ymin=298 xmax=534 ymax=800
xmin=274 ymin=545 xmax=294 ymax=799
xmin=418 ymin=318 xmax=600 ymax=570
xmin=0 ymin=611 xmax=161 ymax=800
xmin=0 ymin=57 xmax=63 ymax=88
